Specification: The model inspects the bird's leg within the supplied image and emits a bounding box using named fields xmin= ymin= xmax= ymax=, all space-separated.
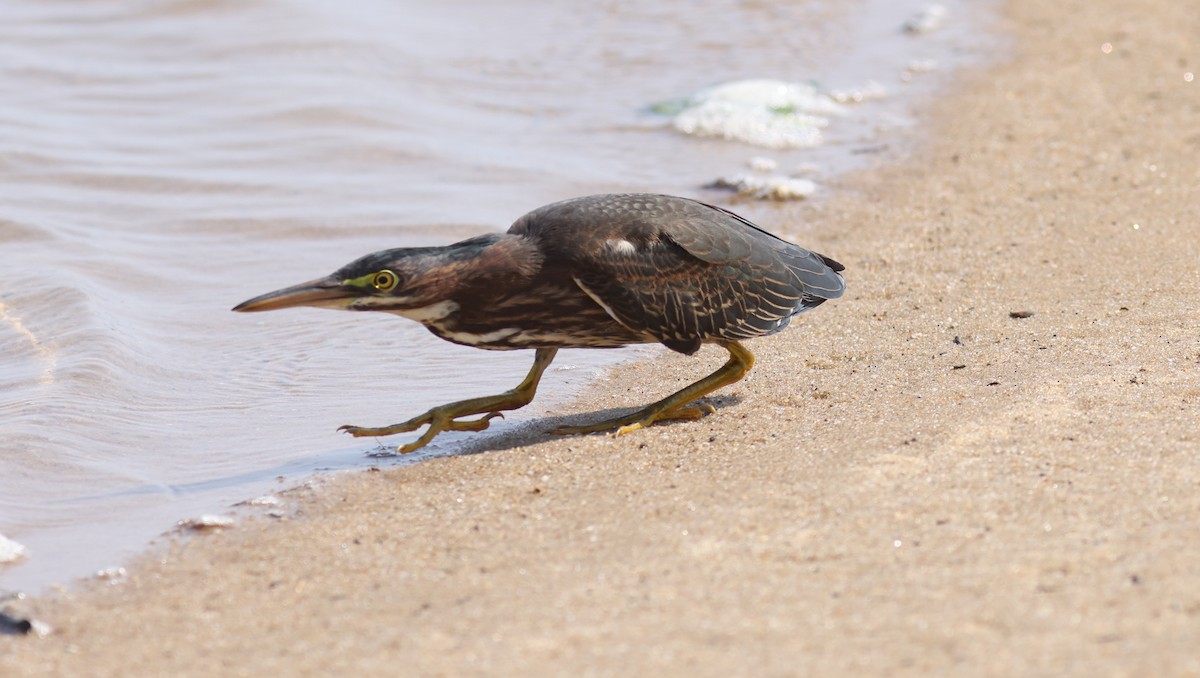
xmin=340 ymin=348 xmax=558 ymax=454
xmin=553 ymin=340 xmax=754 ymax=437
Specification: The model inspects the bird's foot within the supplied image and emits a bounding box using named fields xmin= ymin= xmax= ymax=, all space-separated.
xmin=554 ymin=341 xmax=749 ymax=439
xmin=616 ymin=403 xmax=716 ymax=435
xmin=340 ymin=410 xmax=503 ymax=454
xmin=552 ymin=402 xmax=717 ymax=437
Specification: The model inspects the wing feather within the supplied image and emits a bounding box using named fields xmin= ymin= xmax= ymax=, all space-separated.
xmin=519 ymin=194 xmax=845 ymax=354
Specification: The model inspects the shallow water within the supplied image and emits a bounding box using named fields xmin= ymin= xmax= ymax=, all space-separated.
xmin=1 ymin=0 xmax=995 ymax=592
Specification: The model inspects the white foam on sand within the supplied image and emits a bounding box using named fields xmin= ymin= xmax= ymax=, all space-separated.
xmin=670 ymin=79 xmax=846 ymax=149
xmin=0 ymin=534 xmax=27 ymax=564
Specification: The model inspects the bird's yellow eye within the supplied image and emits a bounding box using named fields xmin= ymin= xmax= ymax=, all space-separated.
xmin=371 ymin=270 xmax=399 ymax=291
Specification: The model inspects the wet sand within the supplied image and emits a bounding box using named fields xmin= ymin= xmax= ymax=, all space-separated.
xmin=4 ymin=0 xmax=1199 ymax=674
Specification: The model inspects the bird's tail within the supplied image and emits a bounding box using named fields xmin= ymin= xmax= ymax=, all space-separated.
xmin=776 ymin=247 xmax=846 ymax=312
xmin=818 ymin=253 xmax=845 ymax=273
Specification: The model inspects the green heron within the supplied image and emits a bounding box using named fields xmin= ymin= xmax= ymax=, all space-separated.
xmin=234 ymin=193 xmax=845 ymax=453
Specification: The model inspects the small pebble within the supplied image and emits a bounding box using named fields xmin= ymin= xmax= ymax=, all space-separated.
xmin=0 ymin=610 xmax=49 ymax=637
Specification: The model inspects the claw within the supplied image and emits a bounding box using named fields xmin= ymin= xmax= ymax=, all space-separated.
xmin=335 ymin=348 xmax=557 ymax=454
xmin=441 ymin=411 xmax=503 ymax=432
xmin=551 ymin=341 xmax=751 ymax=439
xmin=339 ymin=413 xmax=427 ymax=437
xmin=556 ymin=401 xmax=718 ymax=437
xmin=343 ymin=410 xmax=505 ymax=454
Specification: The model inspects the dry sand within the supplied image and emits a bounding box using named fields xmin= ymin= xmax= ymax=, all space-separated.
xmin=3 ymin=0 xmax=1199 ymax=674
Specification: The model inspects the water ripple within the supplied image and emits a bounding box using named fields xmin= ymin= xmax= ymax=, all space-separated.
xmin=0 ymin=0 xmax=997 ymax=592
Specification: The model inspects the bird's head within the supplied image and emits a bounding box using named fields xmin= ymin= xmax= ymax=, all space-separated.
xmin=232 ymin=247 xmax=454 ymax=315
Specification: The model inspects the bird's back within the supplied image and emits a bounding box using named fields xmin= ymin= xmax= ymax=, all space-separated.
xmin=509 ymin=194 xmax=845 ymax=354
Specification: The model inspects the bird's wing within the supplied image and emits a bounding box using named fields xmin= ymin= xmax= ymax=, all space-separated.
xmin=663 ymin=199 xmax=846 ymax=297
xmin=570 ymin=199 xmax=844 ymax=355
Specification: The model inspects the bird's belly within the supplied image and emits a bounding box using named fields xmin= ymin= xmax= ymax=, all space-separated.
xmin=421 ymin=291 xmax=646 ymax=350
xmin=429 ymin=326 xmax=645 ymax=350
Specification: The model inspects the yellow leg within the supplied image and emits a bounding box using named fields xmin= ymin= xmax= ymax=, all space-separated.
xmin=340 ymin=348 xmax=558 ymax=454
xmin=554 ymin=340 xmax=755 ymax=436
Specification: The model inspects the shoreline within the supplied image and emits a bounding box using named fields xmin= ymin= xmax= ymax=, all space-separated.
xmin=0 ymin=0 xmax=982 ymax=596
xmin=5 ymin=0 xmax=1200 ymax=673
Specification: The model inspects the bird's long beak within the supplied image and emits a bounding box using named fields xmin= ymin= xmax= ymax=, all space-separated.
xmin=232 ymin=276 xmax=353 ymax=312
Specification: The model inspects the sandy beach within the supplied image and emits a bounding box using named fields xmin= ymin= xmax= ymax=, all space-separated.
xmin=3 ymin=0 xmax=1199 ymax=674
